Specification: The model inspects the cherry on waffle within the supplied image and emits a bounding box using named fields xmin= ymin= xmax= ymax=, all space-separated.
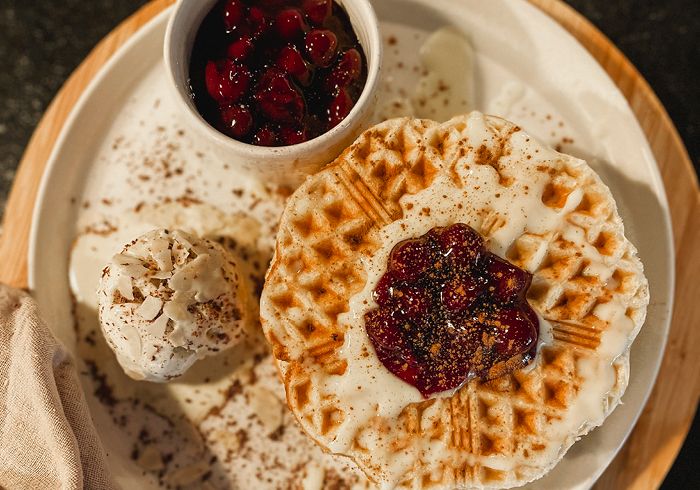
xmin=365 ymin=224 xmax=539 ymax=397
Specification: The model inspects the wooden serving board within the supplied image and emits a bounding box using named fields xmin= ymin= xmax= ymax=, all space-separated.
xmin=1 ymin=1 xmax=697 ymax=488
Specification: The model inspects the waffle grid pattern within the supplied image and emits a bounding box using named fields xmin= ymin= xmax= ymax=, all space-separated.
xmin=261 ymin=114 xmax=648 ymax=489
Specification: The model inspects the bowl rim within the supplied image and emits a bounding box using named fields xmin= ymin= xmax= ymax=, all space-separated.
xmin=163 ymin=0 xmax=383 ymax=158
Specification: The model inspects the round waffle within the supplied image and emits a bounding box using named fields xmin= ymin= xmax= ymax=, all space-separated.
xmin=260 ymin=112 xmax=649 ymax=489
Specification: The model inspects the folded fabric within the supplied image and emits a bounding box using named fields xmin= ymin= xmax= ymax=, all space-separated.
xmin=0 ymin=285 xmax=115 ymax=489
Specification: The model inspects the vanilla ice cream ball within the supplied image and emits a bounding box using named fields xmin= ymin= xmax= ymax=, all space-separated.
xmin=97 ymin=229 xmax=248 ymax=382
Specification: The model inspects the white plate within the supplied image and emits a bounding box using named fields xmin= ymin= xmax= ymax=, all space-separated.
xmin=29 ymin=1 xmax=674 ymax=489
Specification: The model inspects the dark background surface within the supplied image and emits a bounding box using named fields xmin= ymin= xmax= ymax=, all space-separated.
xmin=0 ymin=0 xmax=697 ymax=487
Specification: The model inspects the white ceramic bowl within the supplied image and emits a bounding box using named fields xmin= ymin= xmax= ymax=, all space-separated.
xmin=164 ymin=0 xmax=382 ymax=187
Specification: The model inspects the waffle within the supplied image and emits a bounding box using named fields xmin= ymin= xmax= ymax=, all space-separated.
xmin=260 ymin=112 xmax=649 ymax=489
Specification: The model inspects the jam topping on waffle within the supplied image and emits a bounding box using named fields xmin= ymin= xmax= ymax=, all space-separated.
xmin=365 ymin=224 xmax=539 ymax=397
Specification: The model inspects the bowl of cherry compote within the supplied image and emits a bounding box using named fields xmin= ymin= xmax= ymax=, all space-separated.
xmin=164 ymin=0 xmax=381 ymax=185
xmin=365 ymin=224 xmax=540 ymax=398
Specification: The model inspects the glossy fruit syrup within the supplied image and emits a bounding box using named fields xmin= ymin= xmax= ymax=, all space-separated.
xmin=364 ymin=224 xmax=539 ymax=397
xmin=188 ymin=0 xmax=368 ymax=146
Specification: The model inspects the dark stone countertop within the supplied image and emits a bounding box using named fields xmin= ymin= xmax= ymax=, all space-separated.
xmin=0 ymin=0 xmax=697 ymax=487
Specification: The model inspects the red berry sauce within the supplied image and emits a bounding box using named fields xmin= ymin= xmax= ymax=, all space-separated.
xmin=365 ymin=224 xmax=539 ymax=397
xmin=189 ymin=0 xmax=368 ymax=146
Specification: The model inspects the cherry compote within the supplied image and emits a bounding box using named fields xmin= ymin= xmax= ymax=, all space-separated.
xmin=365 ymin=224 xmax=539 ymax=397
xmin=189 ymin=0 xmax=368 ymax=146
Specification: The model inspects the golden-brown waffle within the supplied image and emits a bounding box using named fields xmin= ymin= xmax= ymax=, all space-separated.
xmin=261 ymin=113 xmax=648 ymax=489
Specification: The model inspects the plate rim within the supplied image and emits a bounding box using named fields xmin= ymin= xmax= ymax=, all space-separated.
xmin=28 ymin=7 xmax=175 ymax=294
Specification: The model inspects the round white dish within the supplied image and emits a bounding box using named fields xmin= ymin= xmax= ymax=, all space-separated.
xmin=28 ymin=1 xmax=674 ymax=489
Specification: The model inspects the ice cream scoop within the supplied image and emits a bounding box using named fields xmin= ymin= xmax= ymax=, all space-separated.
xmin=97 ymin=228 xmax=247 ymax=382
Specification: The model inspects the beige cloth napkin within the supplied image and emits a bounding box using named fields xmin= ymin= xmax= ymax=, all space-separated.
xmin=0 ymin=285 xmax=115 ymax=489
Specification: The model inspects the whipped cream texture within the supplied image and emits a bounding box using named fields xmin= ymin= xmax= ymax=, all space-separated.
xmin=97 ymin=228 xmax=248 ymax=382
